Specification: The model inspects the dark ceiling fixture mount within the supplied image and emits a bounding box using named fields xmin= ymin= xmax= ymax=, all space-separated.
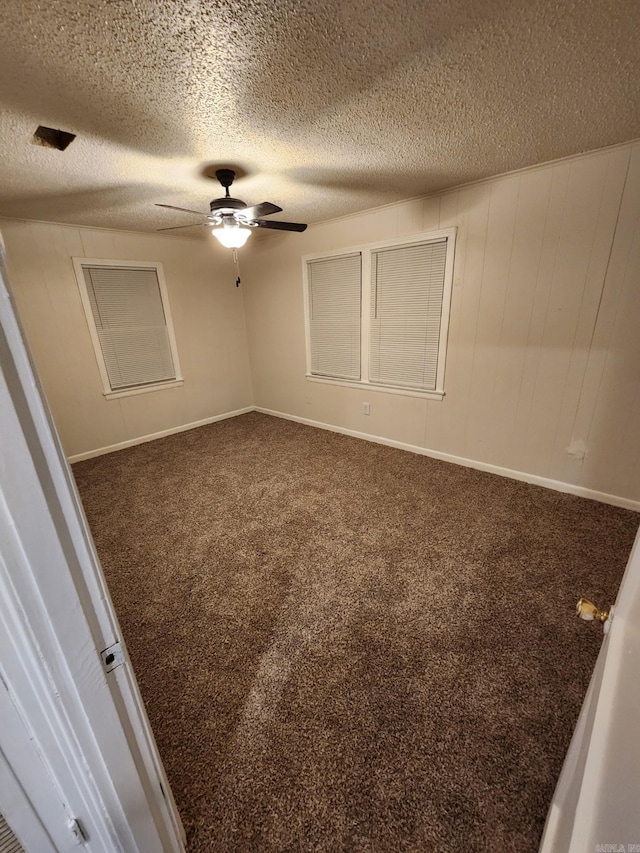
xmin=31 ymin=125 xmax=76 ymax=151
xmin=155 ymin=169 xmax=307 ymax=248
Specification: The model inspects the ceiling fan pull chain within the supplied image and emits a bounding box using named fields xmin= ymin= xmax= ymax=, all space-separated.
xmin=232 ymin=248 xmax=241 ymax=287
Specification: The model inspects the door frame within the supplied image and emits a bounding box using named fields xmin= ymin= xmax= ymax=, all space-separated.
xmin=0 ymin=232 xmax=185 ymax=851
xmin=540 ymin=526 xmax=640 ymax=851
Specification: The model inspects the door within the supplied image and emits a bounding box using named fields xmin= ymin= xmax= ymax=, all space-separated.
xmin=540 ymin=524 xmax=640 ymax=851
xmin=0 ymin=666 xmax=73 ymax=853
xmin=0 ymin=233 xmax=185 ymax=851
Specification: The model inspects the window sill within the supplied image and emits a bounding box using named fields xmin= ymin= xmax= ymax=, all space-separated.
xmin=103 ymin=379 xmax=184 ymax=400
xmin=305 ymin=374 xmax=444 ymax=401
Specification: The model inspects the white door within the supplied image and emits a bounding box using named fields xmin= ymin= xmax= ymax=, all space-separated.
xmin=0 ymin=667 xmax=75 ymax=853
xmin=0 ymin=234 xmax=185 ymax=851
xmin=540 ymin=524 xmax=640 ymax=851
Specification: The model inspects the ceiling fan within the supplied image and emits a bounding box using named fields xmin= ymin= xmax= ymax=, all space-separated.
xmin=155 ymin=169 xmax=307 ymax=248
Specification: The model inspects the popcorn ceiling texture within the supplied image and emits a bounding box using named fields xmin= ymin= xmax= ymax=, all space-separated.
xmin=0 ymin=0 xmax=639 ymax=233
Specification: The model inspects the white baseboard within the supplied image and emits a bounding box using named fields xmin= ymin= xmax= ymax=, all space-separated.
xmin=255 ymin=407 xmax=640 ymax=512
xmin=67 ymin=407 xmax=255 ymax=463
xmin=68 ymin=403 xmax=640 ymax=511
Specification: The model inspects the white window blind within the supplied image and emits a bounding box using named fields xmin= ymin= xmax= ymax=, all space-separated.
xmin=307 ymin=253 xmax=362 ymax=380
xmin=0 ymin=813 xmax=24 ymax=853
xmin=369 ymin=239 xmax=448 ymax=391
xmin=82 ymin=265 xmax=176 ymax=391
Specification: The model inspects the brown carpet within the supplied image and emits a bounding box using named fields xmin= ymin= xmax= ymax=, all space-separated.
xmin=73 ymin=412 xmax=638 ymax=852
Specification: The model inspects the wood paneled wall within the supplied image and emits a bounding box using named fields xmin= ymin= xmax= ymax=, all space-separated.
xmin=2 ymin=142 xmax=638 ymax=504
xmin=1 ymin=222 xmax=253 ymax=457
xmin=242 ymin=142 xmax=640 ymax=504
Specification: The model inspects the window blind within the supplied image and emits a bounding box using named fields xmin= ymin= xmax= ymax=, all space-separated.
xmin=369 ymin=239 xmax=447 ymax=390
xmin=82 ymin=265 xmax=176 ymax=391
xmin=0 ymin=813 xmax=24 ymax=853
xmin=307 ymin=253 xmax=362 ymax=380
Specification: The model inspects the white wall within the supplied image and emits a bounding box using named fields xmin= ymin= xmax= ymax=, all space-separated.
xmin=3 ymin=142 xmax=639 ymax=505
xmin=1 ymin=220 xmax=253 ymax=458
xmin=241 ymin=142 xmax=640 ymax=505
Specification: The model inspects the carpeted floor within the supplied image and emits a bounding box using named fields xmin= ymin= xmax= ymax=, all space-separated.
xmin=73 ymin=412 xmax=638 ymax=852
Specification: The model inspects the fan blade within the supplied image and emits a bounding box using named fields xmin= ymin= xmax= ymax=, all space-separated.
xmin=155 ymin=203 xmax=210 ymax=216
xmin=240 ymin=201 xmax=283 ymax=220
xmin=254 ymin=219 xmax=307 ymax=232
xmin=156 ymin=222 xmax=211 ymax=232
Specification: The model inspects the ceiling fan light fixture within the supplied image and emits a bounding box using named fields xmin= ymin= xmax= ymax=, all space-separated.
xmin=211 ymin=222 xmax=251 ymax=248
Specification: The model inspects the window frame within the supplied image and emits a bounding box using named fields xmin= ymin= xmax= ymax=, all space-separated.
xmin=302 ymin=228 xmax=456 ymax=400
xmin=73 ymin=257 xmax=183 ymax=400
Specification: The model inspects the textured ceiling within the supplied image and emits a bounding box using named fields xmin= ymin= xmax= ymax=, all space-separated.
xmin=0 ymin=0 xmax=639 ymax=235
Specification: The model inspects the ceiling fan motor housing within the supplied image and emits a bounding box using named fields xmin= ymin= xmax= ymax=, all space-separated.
xmin=209 ymin=197 xmax=247 ymax=212
xmin=210 ymin=168 xmax=246 ymax=211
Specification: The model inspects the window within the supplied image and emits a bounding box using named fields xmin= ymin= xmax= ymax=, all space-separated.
xmin=73 ymin=258 xmax=182 ymax=399
xmin=306 ymin=253 xmax=362 ymax=381
xmin=303 ymin=229 xmax=455 ymax=399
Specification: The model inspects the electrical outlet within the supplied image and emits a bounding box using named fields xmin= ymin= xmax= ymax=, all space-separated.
xmin=363 ymin=402 xmax=370 ymax=415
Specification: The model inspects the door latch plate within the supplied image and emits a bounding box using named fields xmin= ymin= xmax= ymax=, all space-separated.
xmin=68 ymin=817 xmax=88 ymax=844
xmin=100 ymin=642 xmax=124 ymax=672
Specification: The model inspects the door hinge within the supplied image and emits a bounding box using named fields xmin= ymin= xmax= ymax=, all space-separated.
xmin=68 ymin=817 xmax=88 ymax=844
xmin=100 ymin=641 xmax=124 ymax=673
